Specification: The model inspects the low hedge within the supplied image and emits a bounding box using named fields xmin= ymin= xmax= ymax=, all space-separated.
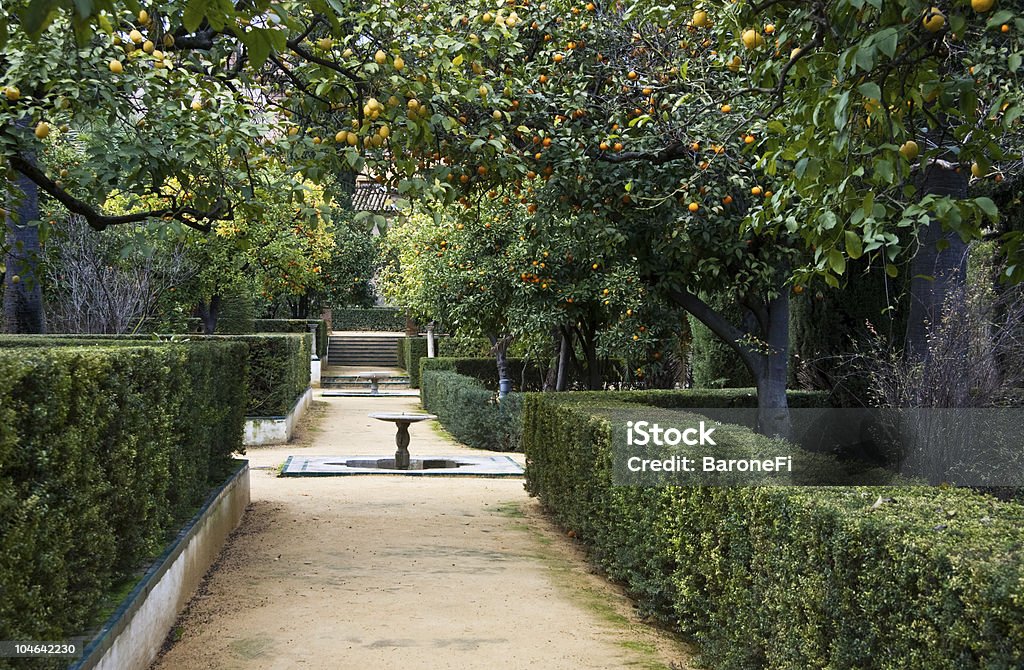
xmin=563 ymin=387 xmax=831 ymax=409
xmin=332 ymin=307 xmax=406 ymax=332
xmin=0 ymin=341 xmax=246 ymax=647
xmin=420 ymin=371 xmax=522 ymax=452
xmin=523 ymin=393 xmax=1024 ymax=669
xmin=420 ymin=356 xmax=631 ymax=392
xmin=251 ymin=319 xmax=328 ymax=359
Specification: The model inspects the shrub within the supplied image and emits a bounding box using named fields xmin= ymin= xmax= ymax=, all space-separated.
xmin=202 ymin=334 xmax=310 ymax=416
xmin=0 ymin=341 xmax=246 ymax=647
xmin=419 ymin=356 xmax=656 ymax=393
xmin=523 ymin=393 xmax=1024 ymax=669
xmin=401 ymin=337 xmax=429 ymax=387
xmin=332 ymin=307 xmax=406 ymax=332
xmin=251 ymin=319 xmax=328 ymax=359
xmin=688 ymin=294 xmax=755 ymax=388
xmin=420 ymin=371 xmax=522 ymax=451
xmin=0 ymin=333 xmax=308 ymax=417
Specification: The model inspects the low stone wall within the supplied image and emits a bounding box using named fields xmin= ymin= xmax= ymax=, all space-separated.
xmin=243 ymin=386 xmax=313 ymax=446
xmin=72 ymin=461 xmax=251 ymax=670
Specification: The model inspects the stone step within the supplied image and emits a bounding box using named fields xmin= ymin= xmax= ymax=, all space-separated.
xmin=326 ymin=334 xmax=401 ymax=366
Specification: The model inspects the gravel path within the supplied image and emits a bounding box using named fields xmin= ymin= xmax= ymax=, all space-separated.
xmin=151 ymin=394 xmax=694 ymax=670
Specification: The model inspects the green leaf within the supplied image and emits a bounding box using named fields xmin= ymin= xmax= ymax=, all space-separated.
xmin=828 ymin=248 xmax=847 ymax=274
xmin=988 ymin=9 xmax=1015 ymax=28
xmin=876 ymin=28 xmax=898 ymax=58
xmin=885 ymin=263 xmax=899 ymax=278
xmin=845 ymin=230 xmax=864 ymax=259
xmin=20 ymin=0 xmax=59 ymax=35
xmin=857 ymin=82 xmax=881 ymax=102
xmin=184 ymin=0 xmax=213 ymax=33
xmin=833 ymin=91 xmax=850 ymax=130
xmin=975 ymin=197 xmax=999 ymax=221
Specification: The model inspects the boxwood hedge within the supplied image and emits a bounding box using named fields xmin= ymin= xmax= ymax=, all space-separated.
xmin=251 ymin=319 xmax=328 ymax=359
xmin=0 ymin=333 xmax=310 ymax=417
xmin=332 ymin=307 xmax=406 ymax=332
xmin=0 ymin=341 xmax=246 ymax=648
xmin=523 ymin=393 xmax=1024 ymax=669
xmin=203 ymin=334 xmax=310 ymax=416
xmin=420 ymin=371 xmax=522 ymax=452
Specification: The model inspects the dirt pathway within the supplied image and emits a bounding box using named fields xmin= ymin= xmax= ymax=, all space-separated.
xmin=152 ymin=395 xmax=694 ymax=670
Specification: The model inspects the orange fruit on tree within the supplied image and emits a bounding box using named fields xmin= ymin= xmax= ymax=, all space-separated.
xmin=751 ymin=185 xmax=763 ymax=196
xmin=922 ymin=7 xmax=945 ymax=32
xmin=688 ymin=202 xmax=699 ymax=212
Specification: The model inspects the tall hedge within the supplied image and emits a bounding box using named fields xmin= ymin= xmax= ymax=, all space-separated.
xmin=420 ymin=371 xmax=522 ymax=451
xmin=688 ymin=293 xmax=755 ymax=388
xmin=251 ymin=318 xmax=328 ymax=359
xmin=0 ymin=341 xmax=246 ymax=648
xmin=200 ymin=334 xmax=310 ymax=416
xmin=0 ymin=334 xmax=310 ymax=417
xmin=523 ymin=393 xmax=1024 ymax=669
xmin=401 ymin=337 xmax=429 ymax=387
xmin=332 ymin=307 xmax=406 ymax=332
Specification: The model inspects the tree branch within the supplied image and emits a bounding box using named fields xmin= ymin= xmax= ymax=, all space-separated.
xmin=9 ymin=154 xmax=229 ymax=233
xmin=667 ymin=287 xmax=759 ymax=371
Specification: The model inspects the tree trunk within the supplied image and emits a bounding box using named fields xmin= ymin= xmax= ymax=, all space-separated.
xmin=754 ymin=291 xmax=792 ymax=438
xmin=556 ymin=328 xmax=570 ymax=391
xmin=669 ymin=288 xmax=792 ymax=438
xmin=489 ymin=334 xmax=512 ymax=397
xmin=197 ymin=295 xmax=221 ymax=335
xmin=905 ymin=163 xmax=969 ymax=363
xmin=3 ymin=150 xmax=46 ymax=334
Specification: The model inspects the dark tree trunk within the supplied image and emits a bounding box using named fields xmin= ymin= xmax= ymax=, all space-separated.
xmin=669 ymin=287 xmax=792 ymax=438
xmin=543 ymin=328 xmax=560 ymax=391
xmin=905 ymin=163 xmax=969 ymax=363
xmin=573 ymin=320 xmax=602 ymax=390
xmin=196 ymin=295 xmax=222 ymax=335
xmin=753 ymin=292 xmax=792 ymax=438
xmin=556 ymin=328 xmax=571 ymax=391
xmin=4 ymin=150 xmax=46 ymax=334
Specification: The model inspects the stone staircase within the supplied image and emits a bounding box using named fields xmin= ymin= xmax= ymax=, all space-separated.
xmin=322 ymin=332 xmax=410 ymax=392
xmin=326 ymin=333 xmax=402 ymax=367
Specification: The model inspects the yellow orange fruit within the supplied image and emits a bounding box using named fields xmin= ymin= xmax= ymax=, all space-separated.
xmin=922 ymin=7 xmax=946 ymax=32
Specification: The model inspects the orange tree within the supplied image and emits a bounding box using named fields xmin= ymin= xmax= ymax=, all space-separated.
xmin=379 ymin=197 xmax=685 ymax=389
xmin=337 ymin=0 xmax=1022 ymax=433
xmin=12 ymin=0 xmax=1024 ymax=429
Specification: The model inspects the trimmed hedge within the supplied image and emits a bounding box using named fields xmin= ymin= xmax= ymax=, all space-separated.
xmin=420 ymin=371 xmax=522 ymax=452
xmin=419 ymin=356 xmax=629 ymax=392
xmin=201 ymin=334 xmax=310 ymax=416
xmin=421 ymin=374 xmax=824 ymax=454
xmin=0 ymin=341 xmax=246 ymax=647
xmin=523 ymin=393 xmax=1024 ymax=669
xmin=251 ymin=319 xmax=328 ymax=359
xmin=420 ymin=356 xmax=547 ymax=391
xmin=333 ymin=307 xmax=406 ymax=332
xmin=2 ymin=334 xmax=311 ymax=417
xmin=563 ymin=387 xmax=831 ymax=409
xmin=401 ymin=337 xmax=429 ymax=387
